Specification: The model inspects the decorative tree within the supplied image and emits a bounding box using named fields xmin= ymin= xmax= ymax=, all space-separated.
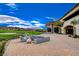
xmin=53 ymin=21 xmax=63 ymax=26
xmin=71 ymin=19 xmax=77 ymax=25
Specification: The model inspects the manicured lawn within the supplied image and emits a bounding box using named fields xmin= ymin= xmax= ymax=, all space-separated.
xmin=0 ymin=30 xmax=42 ymax=56
xmin=0 ymin=30 xmax=42 ymax=41
xmin=25 ymin=31 xmax=42 ymax=35
xmin=0 ymin=34 xmax=19 ymax=41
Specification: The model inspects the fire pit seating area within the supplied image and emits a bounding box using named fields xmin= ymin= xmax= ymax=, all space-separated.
xmin=20 ymin=34 xmax=50 ymax=44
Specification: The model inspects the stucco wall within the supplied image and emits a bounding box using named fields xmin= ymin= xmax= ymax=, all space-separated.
xmin=61 ymin=15 xmax=79 ymax=35
xmin=75 ymin=24 xmax=79 ymax=36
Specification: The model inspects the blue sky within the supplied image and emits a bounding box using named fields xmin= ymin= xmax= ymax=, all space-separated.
xmin=0 ymin=3 xmax=76 ymax=29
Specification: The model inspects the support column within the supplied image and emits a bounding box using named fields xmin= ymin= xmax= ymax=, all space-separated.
xmin=51 ymin=24 xmax=54 ymax=33
xmin=52 ymin=26 xmax=55 ymax=33
xmin=62 ymin=27 xmax=66 ymax=35
xmin=73 ymin=27 xmax=76 ymax=37
xmin=46 ymin=28 xmax=48 ymax=32
xmin=59 ymin=28 xmax=61 ymax=33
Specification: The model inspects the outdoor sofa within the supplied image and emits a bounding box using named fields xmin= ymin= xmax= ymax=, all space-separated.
xmin=31 ymin=36 xmax=50 ymax=44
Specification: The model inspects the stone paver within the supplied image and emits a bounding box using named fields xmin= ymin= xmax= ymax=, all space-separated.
xmin=3 ymin=34 xmax=79 ymax=56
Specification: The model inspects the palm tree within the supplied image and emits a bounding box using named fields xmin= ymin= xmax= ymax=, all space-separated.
xmin=71 ymin=19 xmax=77 ymax=25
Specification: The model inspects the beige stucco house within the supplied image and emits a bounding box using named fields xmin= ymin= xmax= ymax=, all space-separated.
xmin=46 ymin=4 xmax=79 ymax=37
xmin=60 ymin=4 xmax=79 ymax=36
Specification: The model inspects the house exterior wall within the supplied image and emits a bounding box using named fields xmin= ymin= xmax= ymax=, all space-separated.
xmin=61 ymin=15 xmax=79 ymax=35
xmin=75 ymin=24 xmax=79 ymax=36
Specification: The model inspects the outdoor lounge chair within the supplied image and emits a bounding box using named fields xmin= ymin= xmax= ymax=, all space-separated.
xmin=31 ymin=36 xmax=50 ymax=44
xmin=20 ymin=35 xmax=29 ymax=42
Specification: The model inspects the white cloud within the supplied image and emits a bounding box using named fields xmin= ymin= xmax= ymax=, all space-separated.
xmin=5 ymin=3 xmax=18 ymax=10
xmin=0 ymin=15 xmax=45 ymax=29
xmin=7 ymin=24 xmax=43 ymax=29
xmin=31 ymin=20 xmax=45 ymax=26
xmin=31 ymin=20 xmax=40 ymax=23
xmin=0 ymin=15 xmax=25 ymax=24
xmin=0 ymin=15 xmax=32 ymax=26
xmin=5 ymin=3 xmax=16 ymax=8
xmin=7 ymin=23 xmax=45 ymax=29
xmin=34 ymin=23 xmax=45 ymax=27
xmin=46 ymin=17 xmax=54 ymax=19
xmin=31 ymin=20 xmax=45 ymax=29
xmin=9 ymin=12 xmax=15 ymax=14
xmin=46 ymin=17 xmax=59 ymax=21
xmin=5 ymin=3 xmax=16 ymax=6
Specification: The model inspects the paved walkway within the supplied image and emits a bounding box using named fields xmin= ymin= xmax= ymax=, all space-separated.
xmin=4 ymin=34 xmax=79 ymax=56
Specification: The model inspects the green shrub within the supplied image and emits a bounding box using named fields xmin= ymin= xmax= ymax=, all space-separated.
xmin=0 ymin=41 xmax=7 ymax=56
